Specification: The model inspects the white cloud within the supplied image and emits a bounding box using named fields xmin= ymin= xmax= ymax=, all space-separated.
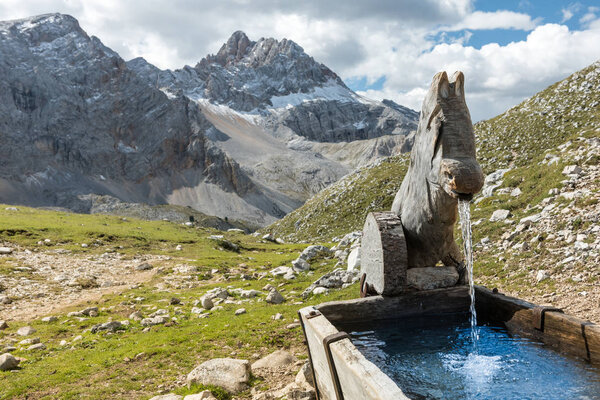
xmin=445 ymin=10 xmax=538 ymax=31
xmin=561 ymin=3 xmax=582 ymax=23
xmin=0 ymin=1 xmax=599 ymax=122
xmin=352 ymin=23 xmax=600 ymax=121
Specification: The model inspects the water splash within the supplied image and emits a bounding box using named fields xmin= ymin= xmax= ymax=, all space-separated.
xmin=458 ymin=199 xmax=479 ymax=346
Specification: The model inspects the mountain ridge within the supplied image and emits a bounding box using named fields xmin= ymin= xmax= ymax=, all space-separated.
xmin=0 ymin=13 xmax=419 ymax=225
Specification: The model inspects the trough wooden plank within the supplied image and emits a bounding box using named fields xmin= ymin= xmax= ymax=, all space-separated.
xmin=317 ymin=286 xmax=470 ymax=324
xmin=475 ymin=286 xmax=600 ymax=365
xmin=299 ymin=306 xmax=409 ymax=400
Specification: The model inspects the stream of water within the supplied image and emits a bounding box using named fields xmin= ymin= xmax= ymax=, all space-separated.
xmin=458 ymin=199 xmax=478 ymax=347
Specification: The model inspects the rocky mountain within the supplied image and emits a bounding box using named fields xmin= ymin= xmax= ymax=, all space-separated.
xmin=0 ymin=14 xmax=418 ymax=226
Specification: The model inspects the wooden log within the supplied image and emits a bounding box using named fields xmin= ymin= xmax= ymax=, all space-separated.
xmin=317 ymin=286 xmax=470 ymax=324
xmin=360 ymin=211 xmax=407 ymax=296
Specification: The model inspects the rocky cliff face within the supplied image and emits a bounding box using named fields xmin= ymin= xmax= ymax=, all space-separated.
xmin=0 ymin=13 xmax=418 ymax=225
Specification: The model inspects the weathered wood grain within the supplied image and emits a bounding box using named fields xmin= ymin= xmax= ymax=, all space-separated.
xmin=317 ymin=286 xmax=470 ymax=324
xmin=360 ymin=211 xmax=407 ymax=295
xmin=475 ymin=286 xmax=600 ymax=365
xmin=299 ymin=306 xmax=410 ymax=400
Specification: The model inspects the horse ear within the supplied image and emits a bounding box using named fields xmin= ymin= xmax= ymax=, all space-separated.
xmin=433 ymin=71 xmax=450 ymax=99
xmin=451 ymin=71 xmax=465 ymax=98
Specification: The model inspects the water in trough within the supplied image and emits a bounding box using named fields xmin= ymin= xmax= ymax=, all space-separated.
xmin=345 ymin=313 xmax=600 ymax=399
xmin=343 ymin=200 xmax=600 ymax=399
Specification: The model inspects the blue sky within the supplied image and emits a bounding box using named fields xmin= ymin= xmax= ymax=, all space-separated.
xmin=1 ymin=0 xmax=599 ymax=121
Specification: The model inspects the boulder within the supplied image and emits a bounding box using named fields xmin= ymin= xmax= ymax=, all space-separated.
xmin=0 ymin=353 xmax=19 ymax=371
xmin=266 ymin=289 xmax=285 ymax=304
xmin=135 ymin=262 xmax=153 ymax=271
xmin=252 ymin=349 xmax=297 ymax=370
xmin=295 ymin=362 xmax=315 ymax=388
xmin=200 ymin=296 xmax=214 ymax=310
xmin=347 ymin=247 xmax=361 ymax=271
xmin=407 ymin=267 xmax=459 ymax=290
xmin=187 ymin=358 xmax=251 ymax=393
xmin=298 ymin=245 xmax=330 ymax=261
xmin=291 ymin=258 xmax=310 ymax=272
xmin=17 ymin=326 xmax=36 ymax=336
xmin=490 ymin=209 xmax=511 ymax=222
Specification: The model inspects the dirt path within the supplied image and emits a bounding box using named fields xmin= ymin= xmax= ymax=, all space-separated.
xmin=0 ymin=248 xmax=171 ymax=321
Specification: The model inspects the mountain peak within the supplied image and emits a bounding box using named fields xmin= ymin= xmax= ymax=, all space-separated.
xmin=0 ymin=13 xmax=85 ymax=43
xmin=214 ymin=30 xmax=254 ymax=66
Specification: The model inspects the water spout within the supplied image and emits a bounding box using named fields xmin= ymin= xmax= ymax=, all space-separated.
xmin=459 ymin=199 xmax=479 ymax=347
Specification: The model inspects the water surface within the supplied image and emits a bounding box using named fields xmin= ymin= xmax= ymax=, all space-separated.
xmin=342 ymin=314 xmax=600 ymax=400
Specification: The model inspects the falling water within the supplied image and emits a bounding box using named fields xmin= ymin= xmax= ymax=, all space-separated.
xmin=458 ymin=199 xmax=479 ymax=346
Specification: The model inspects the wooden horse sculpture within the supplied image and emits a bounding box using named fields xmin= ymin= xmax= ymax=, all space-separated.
xmin=361 ymin=71 xmax=484 ymax=295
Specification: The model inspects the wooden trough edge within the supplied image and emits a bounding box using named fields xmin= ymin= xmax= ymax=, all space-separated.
xmin=475 ymin=285 xmax=600 ymax=365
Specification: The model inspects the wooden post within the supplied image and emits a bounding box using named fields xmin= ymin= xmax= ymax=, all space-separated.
xmin=360 ymin=212 xmax=407 ymax=296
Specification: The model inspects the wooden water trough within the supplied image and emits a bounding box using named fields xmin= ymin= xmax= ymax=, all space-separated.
xmin=298 ymin=285 xmax=600 ymax=400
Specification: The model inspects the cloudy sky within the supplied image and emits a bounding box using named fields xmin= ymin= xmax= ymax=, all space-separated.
xmin=1 ymin=0 xmax=599 ymax=121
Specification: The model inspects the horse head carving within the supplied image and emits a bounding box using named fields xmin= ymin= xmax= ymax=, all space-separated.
xmin=391 ymin=71 xmax=484 ymax=274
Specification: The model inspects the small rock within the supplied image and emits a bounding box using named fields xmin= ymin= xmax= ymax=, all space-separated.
xmin=135 ymin=262 xmax=153 ymax=271
xmin=510 ymin=187 xmax=522 ymax=197
xmin=262 ymin=233 xmax=275 ymax=242
xmin=141 ymin=316 xmax=168 ymax=326
xmin=183 ymin=391 xmax=217 ymax=400
xmin=148 ymin=395 xmax=183 ymax=400
xmin=0 ymin=320 xmax=8 ymax=330
xmin=292 ymin=258 xmax=310 ymax=272
xmin=312 ymin=287 xmax=328 ymax=295
xmin=129 ymin=311 xmax=143 ymax=321
xmin=252 ymin=350 xmax=297 ymax=370
xmin=574 ymin=241 xmax=590 ymax=251
xmin=91 ymin=321 xmax=125 ymax=333
xmin=234 ymin=308 xmax=246 ymax=316
xmin=0 ymin=247 xmax=13 ymax=254
xmin=0 ymin=353 xmax=20 ymax=371
xmin=186 ymin=358 xmax=251 ymax=393
xmin=271 ymin=266 xmax=295 ymax=277
xmin=490 ymin=209 xmax=511 ymax=222
xmin=286 ymin=322 xmax=301 ymax=329
xmin=17 ymin=326 xmax=36 ymax=336
xmin=175 ymin=245 xmax=183 ymax=251
xmin=170 ymin=297 xmax=181 ymax=305
xmin=272 ymin=313 xmax=284 ymax=320
xmin=266 ymin=289 xmax=285 ymax=304
xmin=27 ymin=343 xmax=46 ymax=351
xmin=536 ymin=270 xmax=550 ymax=283
xmin=41 ymin=316 xmax=58 ymax=323
xmin=0 ymin=296 xmax=12 ymax=304
xmin=81 ymin=307 xmax=99 ymax=317
xmin=562 ymin=165 xmax=582 ymax=176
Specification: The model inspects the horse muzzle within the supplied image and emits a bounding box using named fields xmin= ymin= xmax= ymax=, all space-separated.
xmin=441 ymin=158 xmax=484 ymax=200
